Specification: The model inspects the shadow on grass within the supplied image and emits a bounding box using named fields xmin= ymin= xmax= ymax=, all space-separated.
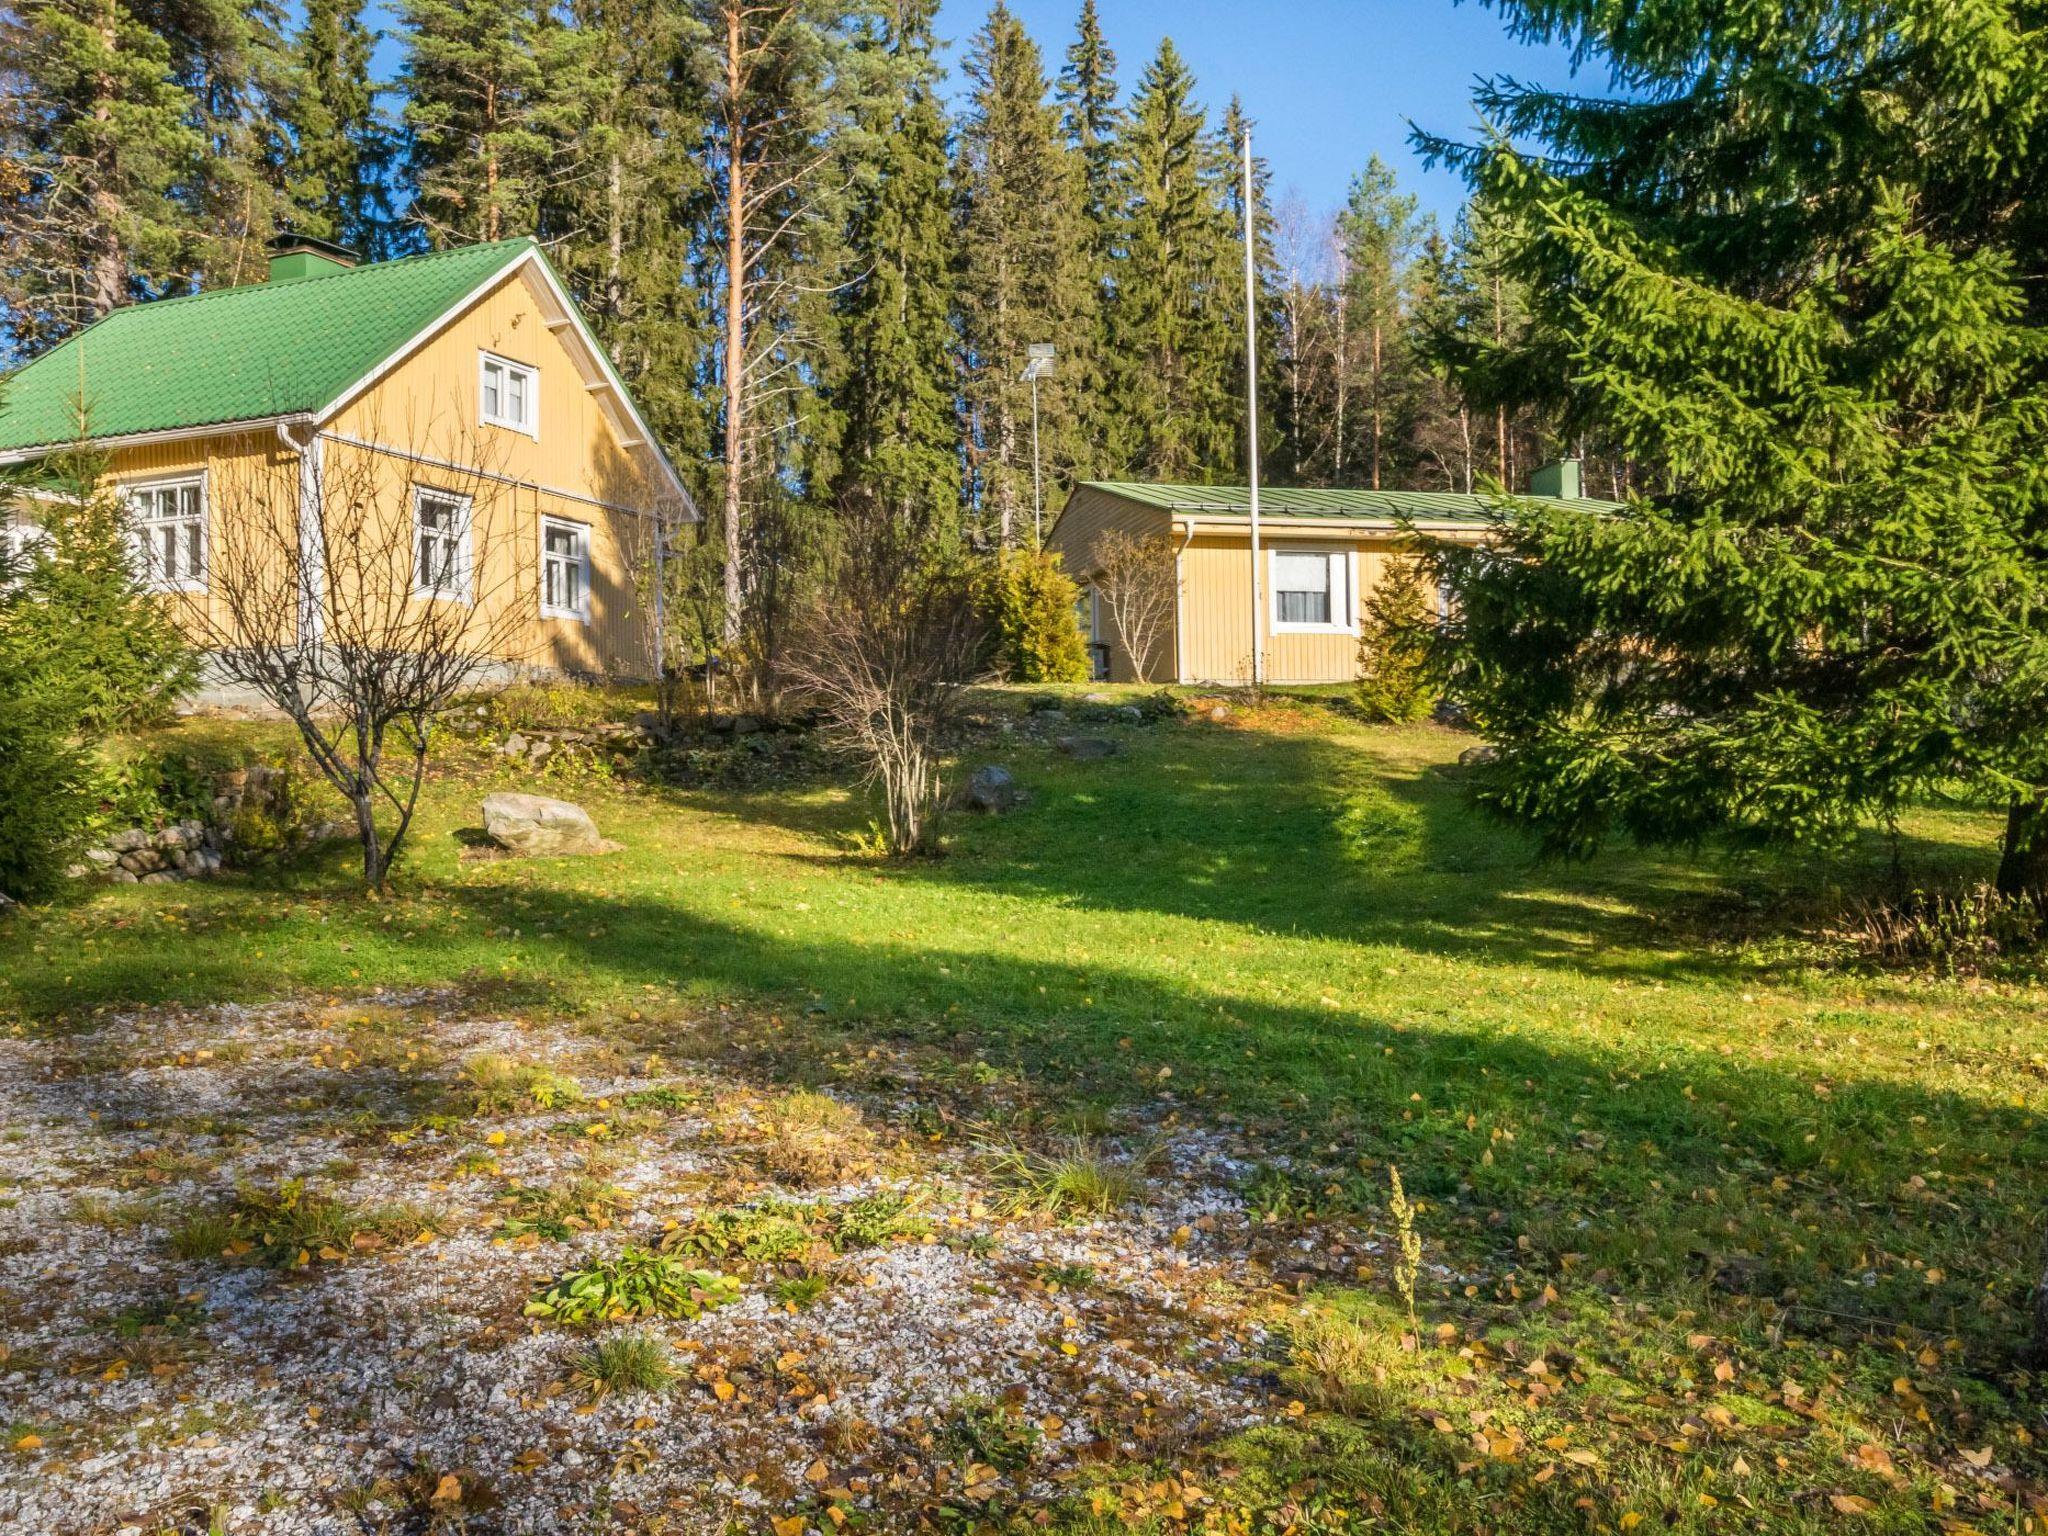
xmin=718 ymin=719 xmax=2000 ymax=986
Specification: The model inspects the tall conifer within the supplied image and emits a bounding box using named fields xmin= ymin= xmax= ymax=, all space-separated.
xmin=954 ymin=3 xmax=1088 ymax=547
xmin=833 ymin=0 xmax=959 ymax=532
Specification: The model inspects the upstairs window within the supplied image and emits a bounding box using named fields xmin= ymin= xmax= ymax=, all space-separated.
xmin=413 ymin=486 xmax=472 ymax=601
xmin=540 ymin=515 xmax=591 ymax=620
xmin=127 ymin=477 xmax=207 ymax=591
xmin=480 ymin=351 xmax=538 ymax=435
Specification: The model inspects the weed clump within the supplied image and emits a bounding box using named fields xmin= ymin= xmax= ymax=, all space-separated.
xmin=463 ymin=1053 xmax=583 ymax=1113
xmin=568 ymin=1331 xmax=676 ymax=1397
xmin=757 ymin=1089 xmax=874 ymax=1187
xmin=989 ymin=1138 xmax=1151 ymax=1218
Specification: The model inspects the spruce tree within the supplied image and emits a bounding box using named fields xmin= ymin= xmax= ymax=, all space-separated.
xmin=1427 ymin=0 xmax=2048 ymax=892
xmin=1108 ymin=38 xmax=1237 ymax=481
xmin=0 ymin=0 xmax=204 ymax=343
xmin=280 ymin=0 xmax=395 ymax=256
xmin=954 ymin=3 xmax=1090 ymax=547
xmin=833 ymin=0 xmax=959 ymax=534
xmin=1055 ymin=0 xmax=1121 ymax=468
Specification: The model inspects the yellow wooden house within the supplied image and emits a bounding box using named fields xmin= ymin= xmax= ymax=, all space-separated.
xmin=1047 ymin=472 xmax=1613 ymax=685
xmin=0 ymin=234 xmax=694 ymax=691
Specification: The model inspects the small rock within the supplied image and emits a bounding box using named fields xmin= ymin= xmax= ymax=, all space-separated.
xmin=482 ymin=793 xmax=608 ymax=857
xmin=965 ymin=765 xmax=1024 ymax=813
xmin=1115 ymin=706 xmax=1145 ymax=724
xmin=1055 ymin=736 xmax=1117 ymax=761
xmin=560 ymin=1448 xmax=585 ymax=1468
xmin=1083 ymin=692 xmax=1114 ymax=705
xmin=64 ymin=863 xmax=91 ymax=880
xmin=500 ymin=732 xmax=530 ymax=757
xmin=1458 ymin=744 xmax=1499 ymax=767
xmin=1205 ymin=705 xmax=1231 ymax=723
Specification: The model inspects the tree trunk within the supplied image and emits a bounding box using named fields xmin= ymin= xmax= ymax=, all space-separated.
xmin=720 ymin=6 xmax=746 ymax=650
xmin=352 ymin=790 xmax=382 ymax=889
xmin=1996 ymin=792 xmax=2048 ymax=898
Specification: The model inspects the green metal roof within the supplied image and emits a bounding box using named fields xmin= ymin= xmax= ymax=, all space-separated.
xmin=1075 ymin=480 xmax=1620 ymax=522
xmin=0 ymin=240 xmax=536 ymax=455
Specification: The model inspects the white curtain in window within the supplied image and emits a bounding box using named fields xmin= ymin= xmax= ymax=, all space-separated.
xmin=1274 ymin=550 xmax=1333 ymax=625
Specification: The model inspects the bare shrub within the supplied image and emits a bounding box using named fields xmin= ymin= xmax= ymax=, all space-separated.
xmin=783 ymin=492 xmax=985 ymax=856
xmin=197 ymin=412 xmax=527 ymax=888
xmin=1090 ymin=529 xmax=1177 ymax=681
xmin=759 ymin=1089 xmax=873 ymax=1187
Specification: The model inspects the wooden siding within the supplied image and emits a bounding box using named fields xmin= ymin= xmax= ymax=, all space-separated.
xmin=1043 ymin=485 xmax=1176 ymax=683
xmin=91 ymin=262 xmax=666 ymax=678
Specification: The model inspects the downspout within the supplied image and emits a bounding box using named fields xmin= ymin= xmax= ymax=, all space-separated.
xmin=1173 ymin=518 xmax=1197 ymax=685
xmin=278 ymin=419 xmax=324 ymax=646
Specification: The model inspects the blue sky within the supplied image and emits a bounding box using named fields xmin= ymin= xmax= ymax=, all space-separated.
xmin=932 ymin=0 xmax=1591 ymax=227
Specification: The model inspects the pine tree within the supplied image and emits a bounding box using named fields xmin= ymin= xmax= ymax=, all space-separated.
xmin=686 ymin=0 xmax=882 ymax=669
xmin=398 ymin=0 xmax=573 ymax=243
xmin=1109 ymin=38 xmax=1238 ymax=481
xmin=0 ymin=0 xmax=205 ymax=344
xmin=954 ymin=3 xmax=1090 ymax=548
xmin=1336 ymin=155 xmax=1422 ymax=489
xmin=1428 ymin=0 xmax=2048 ymax=893
xmin=537 ymin=0 xmax=710 ymax=463
xmin=832 ymin=0 xmax=959 ymax=534
xmin=279 ymin=0 xmax=395 ymax=256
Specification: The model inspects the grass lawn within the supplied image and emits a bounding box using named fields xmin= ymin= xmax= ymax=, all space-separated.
xmin=2 ymin=689 xmax=2044 ymax=1533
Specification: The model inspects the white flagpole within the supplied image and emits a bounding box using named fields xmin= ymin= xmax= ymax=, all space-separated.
xmin=1242 ymin=122 xmax=1264 ymax=689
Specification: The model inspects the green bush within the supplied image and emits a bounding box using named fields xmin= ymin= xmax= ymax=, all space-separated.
xmin=974 ymin=548 xmax=1089 ymax=683
xmin=525 ymin=1247 xmax=741 ymax=1324
xmin=0 ymin=455 xmax=195 ymax=899
xmin=1354 ymin=557 xmax=1440 ymax=723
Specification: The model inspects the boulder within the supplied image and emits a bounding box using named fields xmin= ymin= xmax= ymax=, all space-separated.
xmin=118 ymin=850 xmax=161 ymax=876
xmin=965 ymin=765 xmax=1025 ymax=813
xmin=83 ymin=848 xmax=120 ymax=869
xmin=1205 ymin=705 xmax=1231 ymax=723
xmin=500 ymin=732 xmax=530 ymax=757
xmin=1458 ymin=744 xmax=1500 ymax=768
xmin=1115 ymin=706 xmax=1145 ymax=725
xmin=107 ymin=828 xmax=151 ymax=854
xmin=1055 ymin=736 xmax=1117 ymax=761
xmin=482 ymin=793 xmax=607 ymax=857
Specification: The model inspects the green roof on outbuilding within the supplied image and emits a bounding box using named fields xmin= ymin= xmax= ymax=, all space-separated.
xmin=1074 ymin=481 xmax=1620 ymax=522
xmin=0 ymin=240 xmax=536 ymax=456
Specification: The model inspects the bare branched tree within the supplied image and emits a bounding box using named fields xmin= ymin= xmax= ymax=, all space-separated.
xmin=1091 ymin=529 xmax=1176 ymax=683
xmin=621 ymin=494 xmax=723 ymax=727
xmin=783 ymin=493 xmax=984 ymax=856
xmin=197 ymin=413 xmax=528 ymax=888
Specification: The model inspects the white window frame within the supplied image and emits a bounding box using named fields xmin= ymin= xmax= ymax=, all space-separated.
xmin=479 ymin=350 xmax=539 ymax=437
xmin=123 ymin=473 xmax=209 ymax=593
xmin=1269 ymin=545 xmax=1357 ymax=635
xmin=411 ymin=485 xmax=474 ymax=603
xmin=0 ymin=507 xmax=48 ymax=588
xmin=539 ymin=514 xmax=592 ymax=622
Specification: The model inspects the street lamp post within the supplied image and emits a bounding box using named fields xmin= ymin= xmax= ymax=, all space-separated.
xmin=1021 ymin=343 xmax=1056 ymax=546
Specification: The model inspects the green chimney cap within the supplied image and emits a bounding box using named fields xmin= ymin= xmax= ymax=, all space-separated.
xmin=1530 ymin=458 xmax=1582 ymax=500
xmin=266 ymin=232 xmax=360 ymax=284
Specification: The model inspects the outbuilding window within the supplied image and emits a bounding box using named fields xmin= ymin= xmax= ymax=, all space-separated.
xmin=1270 ymin=547 xmax=1353 ymax=633
xmin=413 ymin=486 xmax=472 ymax=601
xmin=480 ymin=351 xmax=538 ymax=435
xmin=127 ymin=477 xmax=207 ymax=591
xmin=540 ymin=515 xmax=591 ymax=620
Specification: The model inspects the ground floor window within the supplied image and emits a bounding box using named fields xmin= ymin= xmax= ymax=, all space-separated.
xmin=1271 ymin=547 xmax=1351 ymax=632
xmin=540 ymin=515 xmax=591 ymax=620
xmin=126 ymin=477 xmax=207 ymax=591
xmin=413 ymin=486 xmax=472 ymax=601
